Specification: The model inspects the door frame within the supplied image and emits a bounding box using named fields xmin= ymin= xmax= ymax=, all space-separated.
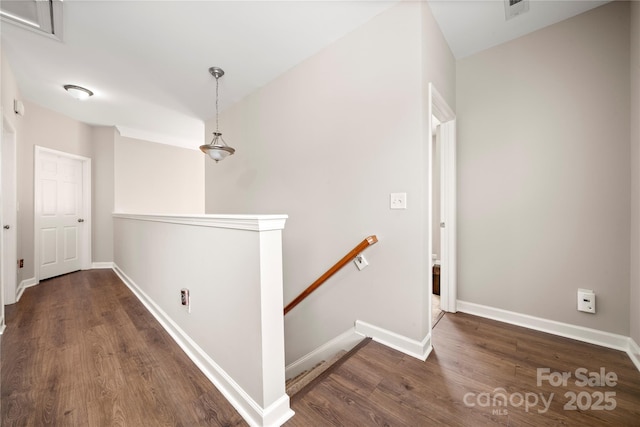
xmin=2 ymin=114 xmax=18 ymax=305
xmin=34 ymin=146 xmax=92 ymax=283
xmin=428 ymin=83 xmax=456 ymax=314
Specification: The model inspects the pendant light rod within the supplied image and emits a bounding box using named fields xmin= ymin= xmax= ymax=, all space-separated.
xmin=209 ymin=67 xmax=224 ymax=133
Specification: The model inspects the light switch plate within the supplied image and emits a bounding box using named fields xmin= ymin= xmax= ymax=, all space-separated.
xmin=390 ymin=193 xmax=407 ymax=209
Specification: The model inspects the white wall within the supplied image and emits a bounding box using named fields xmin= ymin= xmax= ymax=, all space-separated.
xmin=457 ymin=2 xmax=631 ymax=335
xmin=205 ymin=1 xmax=455 ymax=363
xmin=630 ymin=0 xmax=640 ymax=345
xmin=113 ymin=213 xmax=292 ymax=426
xmin=114 ymin=133 xmax=204 ymax=214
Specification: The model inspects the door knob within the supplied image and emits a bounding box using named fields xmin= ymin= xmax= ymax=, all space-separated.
xmin=3 ymin=225 xmax=9 ymax=230
xmin=77 ymin=218 xmax=85 ymax=223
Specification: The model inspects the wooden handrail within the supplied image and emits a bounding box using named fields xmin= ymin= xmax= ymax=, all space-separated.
xmin=284 ymin=235 xmax=378 ymax=315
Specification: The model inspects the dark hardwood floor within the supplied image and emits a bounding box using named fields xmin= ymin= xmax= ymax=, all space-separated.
xmin=1 ymin=269 xmax=246 ymax=426
xmin=2 ymin=269 xmax=640 ymax=426
xmin=287 ymin=314 xmax=640 ymax=426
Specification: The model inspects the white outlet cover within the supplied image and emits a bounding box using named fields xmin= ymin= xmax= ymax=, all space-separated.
xmin=354 ymin=254 xmax=369 ymax=270
xmin=390 ymin=192 xmax=407 ymax=209
xmin=577 ymin=288 xmax=595 ymax=314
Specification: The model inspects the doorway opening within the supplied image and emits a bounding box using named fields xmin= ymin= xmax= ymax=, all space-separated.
xmin=428 ymin=83 xmax=456 ymax=329
xmin=2 ymin=115 xmax=17 ymax=309
xmin=431 ymin=116 xmax=444 ymax=327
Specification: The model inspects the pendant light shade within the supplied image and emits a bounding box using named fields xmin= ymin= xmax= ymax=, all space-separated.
xmin=201 ymin=132 xmax=235 ymax=162
xmin=200 ymin=67 xmax=235 ymax=162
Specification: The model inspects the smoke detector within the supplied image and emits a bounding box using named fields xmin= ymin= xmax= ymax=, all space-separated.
xmin=505 ymin=0 xmax=530 ymax=20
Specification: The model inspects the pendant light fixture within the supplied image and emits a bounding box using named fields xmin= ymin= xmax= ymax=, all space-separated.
xmin=200 ymin=67 xmax=235 ymax=162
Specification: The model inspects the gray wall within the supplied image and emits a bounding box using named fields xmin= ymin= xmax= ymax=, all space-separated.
xmin=1 ymin=50 xmax=22 ymax=136
xmin=457 ymin=2 xmax=631 ymax=335
xmin=19 ymin=101 xmax=94 ymax=281
xmin=631 ymin=1 xmax=640 ymax=344
xmin=114 ymin=133 xmax=204 ymax=214
xmin=5 ymin=93 xmax=203 ymax=281
xmin=91 ymin=126 xmax=116 ymax=264
xmin=1 ymin=50 xmax=24 ymax=296
xmin=18 ymin=105 xmax=118 ymax=276
xmin=205 ymin=1 xmax=455 ymax=363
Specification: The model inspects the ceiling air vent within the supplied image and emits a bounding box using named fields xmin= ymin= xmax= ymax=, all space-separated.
xmin=0 ymin=0 xmax=63 ymax=40
xmin=504 ymin=0 xmax=530 ymax=21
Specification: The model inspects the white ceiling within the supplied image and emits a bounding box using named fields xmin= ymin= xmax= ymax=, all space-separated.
xmin=0 ymin=0 xmax=610 ymax=150
xmin=428 ymin=0 xmax=611 ymax=59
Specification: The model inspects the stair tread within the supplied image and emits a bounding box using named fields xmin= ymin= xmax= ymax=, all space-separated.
xmin=288 ymin=337 xmax=372 ymax=400
xmin=286 ymin=350 xmax=347 ymax=395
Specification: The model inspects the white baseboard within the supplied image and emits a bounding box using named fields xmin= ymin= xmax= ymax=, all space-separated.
xmin=286 ymin=321 xmax=434 ymax=380
xmin=112 ymin=264 xmax=293 ymax=427
xmin=92 ymin=262 xmax=114 ymax=269
xmin=456 ymin=300 xmax=630 ymax=352
xmin=355 ymin=320 xmax=432 ymax=361
xmin=285 ymin=327 xmax=364 ymax=380
xmin=0 ymin=317 xmax=5 ymax=335
xmin=628 ymin=338 xmax=640 ymax=372
xmin=16 ymin=277 xmax=37 ymax=302
xmin=456 ymin=301 xmax=640 ymax=373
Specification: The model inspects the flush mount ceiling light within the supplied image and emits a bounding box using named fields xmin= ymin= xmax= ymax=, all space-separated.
xmin=64 ymin=84 xmax=94 ymax=100
xmin=199 ymin=67 xmax=235 ymax=163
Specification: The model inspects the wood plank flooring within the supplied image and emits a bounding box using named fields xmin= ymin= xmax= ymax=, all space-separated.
xmin=287 ymin=313 xmax=640 ymax=426
xmin=2 ymin=269 xmax=640 ymax=426
xmin=1 ymin=269 xmax=246 ymax=426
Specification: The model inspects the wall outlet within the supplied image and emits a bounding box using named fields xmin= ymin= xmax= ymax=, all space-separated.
xmin=18 ymin=259 xmax=23 ymax=268
xmin=577 ymin=288 xmax=595 ymax=314
xmin=181 ymin=288 xmax=190 ymax=313
xmin=354 ymin=254 xmax=369 ymax=271
xmin=390 ymin=193 xmax=407 ymax=209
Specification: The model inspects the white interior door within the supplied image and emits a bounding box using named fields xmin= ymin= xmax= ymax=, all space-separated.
xmin=37 ymin=149 xmax=86 ymax=280
xmin=2 ymin=117 xmax=17 ymax=304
